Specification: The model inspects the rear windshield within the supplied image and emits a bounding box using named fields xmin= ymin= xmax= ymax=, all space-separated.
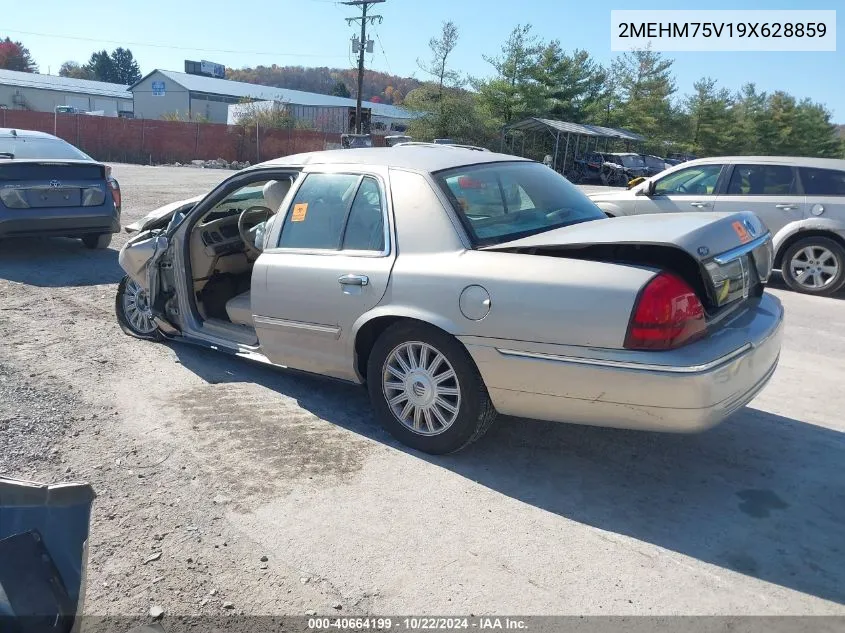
xmin=0 ymin=137 xmax=92 ymax=161
xmin=436 ymin=161 xmax=605 ymax=246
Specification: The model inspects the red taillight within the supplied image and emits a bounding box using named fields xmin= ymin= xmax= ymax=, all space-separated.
xmin=624 ymin=272 xmax=705 ymax=350
xmin=108 ymin=177 xmax=121 ymax=212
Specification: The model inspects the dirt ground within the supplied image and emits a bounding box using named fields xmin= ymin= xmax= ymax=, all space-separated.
xmin=0 ymin=163 xmax=843 ymax=618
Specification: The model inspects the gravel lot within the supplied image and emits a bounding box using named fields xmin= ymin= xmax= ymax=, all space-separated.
xmin=0 ymin=163 xmax=843 ymax=617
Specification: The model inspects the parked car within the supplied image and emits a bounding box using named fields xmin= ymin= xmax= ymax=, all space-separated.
xmin=589 ymin=156 xmax=845 ymax=296
xmin=569 ymin=152 xmax=647 ymax=186
xmin=0 ymin=128 xmax=120 ymax=248
xmin=385 ymin=135 xmax=412 ymax=147
xmin=341 ymin=134 xmax=373 ymax=149
xmin=668 ymin=153 xmax=698 ymax=163
xmin=641 ymin=154 xmax=669 ymax=177
xmin=116 ymin=146 xmax=783 ymax=454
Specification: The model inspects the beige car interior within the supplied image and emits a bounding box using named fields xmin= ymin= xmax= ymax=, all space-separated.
xmin=189 ymin=177 xmax=293 ymax=330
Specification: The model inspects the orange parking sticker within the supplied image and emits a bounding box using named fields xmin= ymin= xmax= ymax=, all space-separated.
xmin=732 ymin=221 xmax=751 ymax=243
xmin=291 ymin=203 xmax=308 ymax=222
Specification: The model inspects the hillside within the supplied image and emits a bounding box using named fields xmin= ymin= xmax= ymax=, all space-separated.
xmin=226 ymin=65 xmax=422 ymax=105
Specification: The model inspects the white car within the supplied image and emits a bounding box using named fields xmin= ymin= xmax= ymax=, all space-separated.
xmin=589 ymin=156 xmax=845 ymax=296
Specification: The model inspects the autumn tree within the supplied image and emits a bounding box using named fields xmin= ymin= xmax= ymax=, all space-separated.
xmin=0 ymin=37 xmax=37 ymax=72
xmin=59 ymin=61 xmax=93 ymax=80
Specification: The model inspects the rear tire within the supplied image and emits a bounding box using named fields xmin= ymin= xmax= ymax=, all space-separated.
xmin=781 ymin=236 xmax=845 ymax=296
xmin=82 ymin=233 xmax=112 ymax=249
xmin=115 ymin=275 xmax=163 ymax=341
xmin=366 ymin=321 xmax=497 ymax=454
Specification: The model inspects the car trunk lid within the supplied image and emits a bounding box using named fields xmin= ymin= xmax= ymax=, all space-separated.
xmin=0 ymin=160 xmax=108 ymax=210
xmin=485 ymin=211 xmax=774 ymax=314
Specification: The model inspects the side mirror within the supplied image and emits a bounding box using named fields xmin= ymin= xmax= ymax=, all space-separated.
xmin=155 ymin=234 xmax=169 ymax=251
xmin=638 ymin=181 xmax=655 ymax=197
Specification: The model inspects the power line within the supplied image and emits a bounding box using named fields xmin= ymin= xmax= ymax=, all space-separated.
xmin=2 ymin=28 xmax=349 ymax=59
xmin=374 ymin=30 xmax=392 ymax=74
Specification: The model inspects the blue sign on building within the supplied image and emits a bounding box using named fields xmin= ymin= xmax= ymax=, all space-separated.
xmin=151 ymin=81 xmax=166 ymax=97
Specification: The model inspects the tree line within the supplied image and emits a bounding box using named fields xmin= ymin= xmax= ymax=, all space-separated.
xmin=405 ymin=22 xmax=844 ymax=159
xmin=59 ymin=48 xmax=142 ymax=85
xmin=226 ymin=65 xmax=420 ymax=105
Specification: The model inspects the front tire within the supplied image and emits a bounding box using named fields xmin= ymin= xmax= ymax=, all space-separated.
xmin=82 ymin=233 xmax=112 ymax=249
xmin=366 ymin=322 xmax=497 ymax=454
xmin=781 ymin=236 xmax=845 ymax=296
xmin=115 ymin=275 xmax=163 ymax=341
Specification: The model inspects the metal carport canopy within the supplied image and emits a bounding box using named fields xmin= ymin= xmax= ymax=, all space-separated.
xmin=504 ymin=117 xmax=645 ymax=141
xmin=503 ymin=117 xmax=645 ymax=173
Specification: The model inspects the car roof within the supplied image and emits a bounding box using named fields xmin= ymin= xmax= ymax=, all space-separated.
xmin=683 ymin=155 xmax=845 ymax=169
xmin=255 ymin=146 xmax=531 ymax=172
xmin=0 ymin=127 xmax=62 ymax=140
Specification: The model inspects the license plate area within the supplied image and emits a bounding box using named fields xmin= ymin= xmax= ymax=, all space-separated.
xmin=27 ymin=187 xmax=81 ymax=208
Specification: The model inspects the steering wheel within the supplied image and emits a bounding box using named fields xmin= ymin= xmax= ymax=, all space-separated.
xmin=238 ymin=205 xmax=272 ymax=257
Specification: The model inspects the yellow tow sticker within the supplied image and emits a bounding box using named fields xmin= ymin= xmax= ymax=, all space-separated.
xmin=291 ymin=203 xmax=308 ymax=222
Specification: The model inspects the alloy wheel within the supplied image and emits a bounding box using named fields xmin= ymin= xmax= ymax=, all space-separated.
xmin=382 ymin=341 xmax=462 ymax=436
xmin=122 ymin=278 xmax=158 ymax=335
xmin=789 ymin=246 xmax=840 ymax=290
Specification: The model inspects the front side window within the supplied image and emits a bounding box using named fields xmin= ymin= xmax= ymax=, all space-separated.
xmin=727 ymin=164 xmax=796 ymax=196
xmin=799 ymin=167 xmax=845 ymax=196
xmin=437 ymin=161 xmax=604 ymax=246
xmin=654 ymin=164 xmax=723 ymax=196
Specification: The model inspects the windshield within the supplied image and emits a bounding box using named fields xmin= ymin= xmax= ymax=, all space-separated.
xmin=436 ymin=161 xmax=605 ymax=246
xmin=0 ymin=136 xmax=91 ymax=161
xmin=619 ymin=154 xmax=645 ymax=168
xmin=643 ymin=156 xmax=665 ymax=169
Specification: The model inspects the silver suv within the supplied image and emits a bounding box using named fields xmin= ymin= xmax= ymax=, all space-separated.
xmin=589 ymin=156 xmax=845 ymax=296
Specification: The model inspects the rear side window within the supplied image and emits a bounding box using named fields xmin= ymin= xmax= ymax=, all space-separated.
xmin=341 ymin=177 xmax=385 ymax=252
xmin=799 ymin=167 xmax=845 ymax=196
xmin=727 ymin=165 xmax=796 ymax=195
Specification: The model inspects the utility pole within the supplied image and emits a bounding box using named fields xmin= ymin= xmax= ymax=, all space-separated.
xmin=343 ymin=0 xmax=384 ymax=134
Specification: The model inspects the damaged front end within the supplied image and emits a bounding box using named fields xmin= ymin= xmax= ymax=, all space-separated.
xmin=118 ymin=199 xmax=196 ymax=337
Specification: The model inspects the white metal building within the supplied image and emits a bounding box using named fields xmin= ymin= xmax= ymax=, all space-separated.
xmin=0 ymin=69 xmax=133 ymax=116
xmin=131 ymin=69 xmax=415 ymax=133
